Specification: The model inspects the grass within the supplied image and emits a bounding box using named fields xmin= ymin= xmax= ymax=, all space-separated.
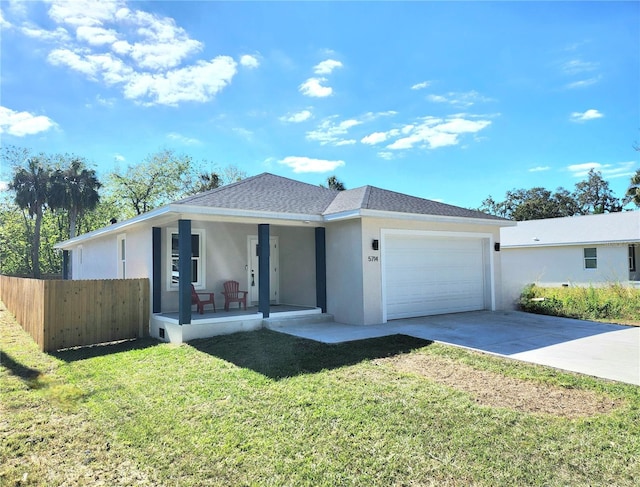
xmin=2 ymin=304 xmax=640 ymax=486
xmin=520 ymin=283 xmax=640 ymax=325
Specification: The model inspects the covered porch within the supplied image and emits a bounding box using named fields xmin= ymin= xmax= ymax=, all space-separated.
xmin=149 ymin=216 xmax=328 ymax=343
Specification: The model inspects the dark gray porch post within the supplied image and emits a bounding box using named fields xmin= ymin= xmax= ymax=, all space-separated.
xmin=178 ymin=219 xmax=192 ymax=325
xmin=62 ymin=250 xmax=70 ymax=280
xmin=152 ymin=227 xmax=162 ymax=314
xmin=258 ymin=223 xmax=270 ymax=318
xmin=315 ymin=227 xmax=327 ymax=312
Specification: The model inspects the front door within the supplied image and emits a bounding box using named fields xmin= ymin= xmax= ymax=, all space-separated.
xmin=248 ymin=236 xmax=279 ymax=305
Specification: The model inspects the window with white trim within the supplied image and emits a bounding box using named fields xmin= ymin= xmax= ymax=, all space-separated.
xmin=584 ymin=247 xmax=597 ymax=269
xmin=629 ymin=245 xmax=637 ymax=272
xmin=117 ymin=234 xmax=126 ymax=278
xmin=168 ymin=228 xmax=205 ymax=289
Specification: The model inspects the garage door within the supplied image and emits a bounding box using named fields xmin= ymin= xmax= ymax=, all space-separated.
xmin=384 ymin=234 xmax=486 ymax=320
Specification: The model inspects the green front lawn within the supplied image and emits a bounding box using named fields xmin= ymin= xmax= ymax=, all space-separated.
xmin=1 ymin=305 xmax=639 ymax=486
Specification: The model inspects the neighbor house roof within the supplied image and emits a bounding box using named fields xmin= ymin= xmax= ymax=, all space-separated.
xmin=56 ymin=173 xmax=510 ymax=249
xmin=500 ymin=211 xmax=640 ymax=248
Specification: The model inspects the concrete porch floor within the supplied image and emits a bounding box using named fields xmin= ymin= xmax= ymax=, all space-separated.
xmin=159 ymin=304 xmax=318 ymax=321
xmin=268 ymin=310 xmax=640 ymax=386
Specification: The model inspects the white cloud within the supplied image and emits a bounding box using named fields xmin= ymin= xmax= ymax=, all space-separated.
xmin=299 ymin=77 xmax=333 ymax=97
xmin=114 ymin=153 xmax=125 ymax=162
xmin=566 ymin=77 xmax=601 ymax=89
xmin=529 ymin=166 xmax=550 ymax=172
xmin=16 ymin=1 xmax=240 ymax=106
xmin=306 ymin=117 xmax=362 ymax=145
xmin=377 ymin=151 xmax=395 ymax=161
xmin=313 ymin=59 xmax=342 ymax=75
xmin=123 ymin=56 xmax=237 ymax=105
xmin=20 ymin=24 xmax=71 ymax=42
xmin=240 ymin=54 xmax=259 ymax=69
xmin=335 ymin=139 xmax=356 ymax=146
xmin=48 ymin=0 xmax=123 ymax=27
xmin=167 ymin=132 xmax=201 ymax=145
xmin=426 ymin=90 xmax=493 ymax=107
xmin=562 ymin=59 xmax=598 ymax=75
xmin=361 ymin=130 xmax=399 ymax=145
xmin=411 ymin=81 xmax=431 ymax=90
xmin=0 ymin=9 xmax=11 ymax=29
xmin=570 ymin=109 xmax=603 ymax=122
xmin=386 ymin=116 xmax=491 ymax=150
xmin=0 ymin=106 xmax=57 ymax=136
xmin=76 ymin=25 xmax=119 ymax=46
xmin=280 ymin=110 xmax=312 ymax=123
xmin=279 ymin=156 xmax=345 ymax=173
xmin=0 ymin=181 xmax=9 ymax=192
xmin=568 ymin=161 xmax=636 ymax=179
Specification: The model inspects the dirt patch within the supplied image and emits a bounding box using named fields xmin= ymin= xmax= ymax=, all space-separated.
xmin=375 ymin=353 xmax=621 ymax=418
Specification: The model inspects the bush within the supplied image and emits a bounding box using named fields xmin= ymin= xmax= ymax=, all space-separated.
xmin=519 ymin=283 xmax=640 ymax=323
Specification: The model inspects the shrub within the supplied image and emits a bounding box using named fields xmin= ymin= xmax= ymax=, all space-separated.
xmin=519 ymin=283 xmax=640 ymax=323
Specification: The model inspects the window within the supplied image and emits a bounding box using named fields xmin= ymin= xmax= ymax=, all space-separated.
xmin=630 ymin=245 xmax=637 ymax=272
xmin=117 ymin=234 xmax=126 ymax=278
xmin=584 ymin=247 xmax=597 ymax=269
xmin=168 ymin=229 xmax=205 ymax=289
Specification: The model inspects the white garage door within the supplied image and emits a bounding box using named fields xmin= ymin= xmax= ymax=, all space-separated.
xmin=384 ymin=234 xmax=486 ymax=320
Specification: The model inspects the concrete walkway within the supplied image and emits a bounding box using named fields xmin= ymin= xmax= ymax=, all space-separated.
xmin=268 ymin=311 xmax=640 ymax=385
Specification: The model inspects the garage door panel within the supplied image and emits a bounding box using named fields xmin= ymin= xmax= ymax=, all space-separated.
xmin=385 ymin=235 xmax=486 ymax=319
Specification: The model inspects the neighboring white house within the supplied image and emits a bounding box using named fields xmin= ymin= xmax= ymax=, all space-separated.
xmin=55 ymin=173 xmax=513 ymax=342
xmin=501 ymin=211 xmax=640 ymax=307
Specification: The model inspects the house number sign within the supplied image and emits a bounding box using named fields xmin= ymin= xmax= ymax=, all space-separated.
xmin=367 ymin=256 xmax=379 ymax=262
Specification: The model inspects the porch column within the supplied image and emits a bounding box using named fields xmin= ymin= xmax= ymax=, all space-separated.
xmin=315 ymin=227 xmax=327 ymax=312
xmin=62 ymin=250 xmax=70 ymax=280
xmin=258 ymin=223 xmax=270 ymax=318
xmin=178 ymin=219 xmax=192 ymax=325
xmin=152 ymin=227 xmax=162 ymax=313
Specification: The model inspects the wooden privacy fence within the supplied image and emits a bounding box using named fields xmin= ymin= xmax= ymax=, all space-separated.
xmin=0 ymin=276 xmax=149 ymax=352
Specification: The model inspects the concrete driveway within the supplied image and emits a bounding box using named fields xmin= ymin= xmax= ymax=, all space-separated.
xmin=269 ymin=311 xmax=640 ymax=385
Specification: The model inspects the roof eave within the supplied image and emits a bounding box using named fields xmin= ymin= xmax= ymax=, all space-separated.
xmin=357 ymin=209 xmax=516 ymax=226
xmin=54 ymin=205 xmax=173 ymax=250
xmin=502 ymin=238 xmax=640 ymax=249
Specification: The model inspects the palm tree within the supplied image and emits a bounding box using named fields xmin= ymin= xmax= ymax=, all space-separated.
xmin=10 ymin=157 xmax=52 ymax=278
xmin=50 ymin=158 xmax=101 ymax=239
xmin=625 ymin=169 xmax=640 ymax=208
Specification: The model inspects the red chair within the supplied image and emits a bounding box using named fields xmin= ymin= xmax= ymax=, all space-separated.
xmin=222 ymin=280 xmax=248 ymax=311
xmin=191 ymin=284 xmax=215 ymax=314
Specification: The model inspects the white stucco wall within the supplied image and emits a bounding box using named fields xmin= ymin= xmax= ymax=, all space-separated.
xmin=501 ymin=244 xmax=631 ymax=308
xmin=71 ymin=234 xmax=118 ymax=280
xmin=326 ymin=219 xmax=365 ymax=325
xmin=324 ymin=216 xmax=503 ymax=325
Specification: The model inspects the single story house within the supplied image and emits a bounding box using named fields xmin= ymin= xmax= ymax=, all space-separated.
xmin=55 ymin=173 xmax=513 ymax=343
xmin=501 ymin=211 xmax=640 ymax=307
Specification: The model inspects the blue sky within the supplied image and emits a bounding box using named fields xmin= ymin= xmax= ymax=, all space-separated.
xmin=1 ymin=0 xmax=638 ymax=210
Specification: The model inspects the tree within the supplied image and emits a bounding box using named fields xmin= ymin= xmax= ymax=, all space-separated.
xmin=573 ymin=169 xmax=622 ymax=214
xmin=624 ymin=169 xmax=640 ymax=208
xmin=49 ymin=157 xmax=101 ymax=239
xmin=479 ymin=187 xmax=579 ymax=221
xmin=190 ymin=172 xmax=222 ymax=194
xmin=109 ymin=149 xmax=194 ymax=215
xmin=322 ymin=175 xmax=346 ymax=191
xmin=9 ymin=157 xmax=52 ymax=278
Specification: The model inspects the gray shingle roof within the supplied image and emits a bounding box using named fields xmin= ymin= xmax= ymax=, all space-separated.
xmin=175 ymin=173 xmax=338 ymax=214
xmin=175 ymin=173 xmax=505 ymax=221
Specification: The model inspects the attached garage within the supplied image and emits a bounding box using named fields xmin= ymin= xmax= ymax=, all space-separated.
xmin=382 ymin=231 xmax=491 ymax=320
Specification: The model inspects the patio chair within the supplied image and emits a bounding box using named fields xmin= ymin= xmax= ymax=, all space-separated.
xmin=222 ymin=280 xmax=248 ymax=311
xmin=191 ymin=284 xmax=216 ymax=314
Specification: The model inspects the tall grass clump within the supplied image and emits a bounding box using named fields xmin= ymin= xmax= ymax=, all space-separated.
xmin=520 ymin=283 xmax=640 ymax=324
